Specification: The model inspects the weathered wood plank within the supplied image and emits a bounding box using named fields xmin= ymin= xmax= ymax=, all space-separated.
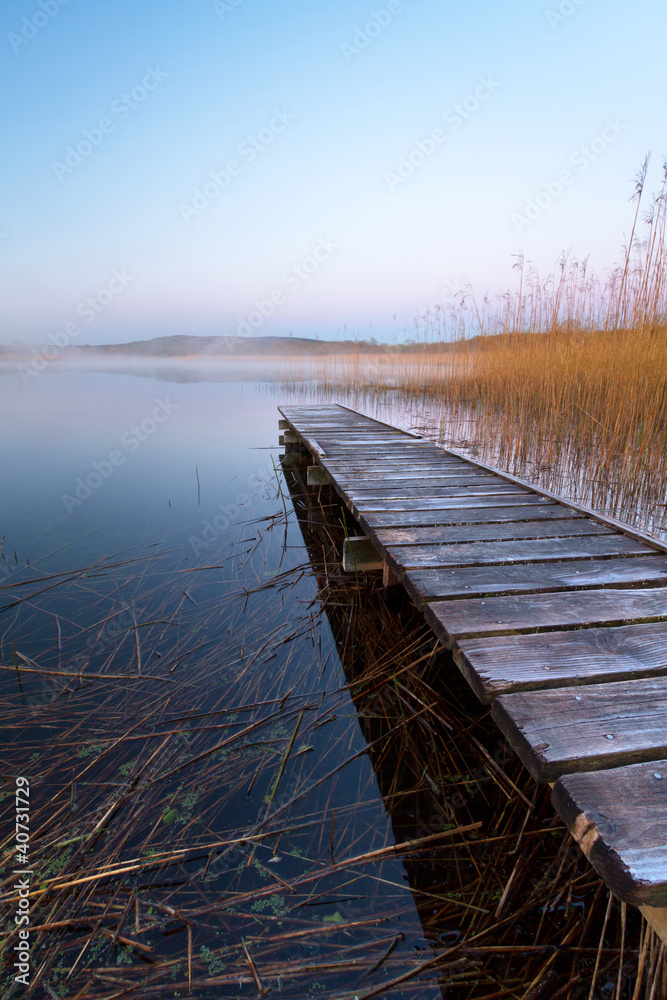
xmin=306 ymin=426 xmax=410 ymax=434
xmin=551 ymin=760 xmax=667 ymax=905
xmin=354 ymin=495 xmax=549 ymax=517
xmin=453 ymin=622 xmax=667 ymax=703
xmin=315 ymin=436 xmax=415 ymax=446
xmin=352 ymin=488 xmax=532 ymax=511
xmin=371 ymin=517 xmax=598 ymax=549
xmin=280 ymin=423 xmax=393 ymax=437
xmin=387 ymin=533 xmax=653 ymax=573
xmin=404 ymin=556 xmax=667 ymax=607
xmin=322 ymin=453 xmax=464 ymax=464
xmin=491 ymin=676 xmax=667 ymax=782
xmin=326 ymin=453 xmax=446 ymax=464
xmin=334 ymin=473 xmax=498 ymax=486
xmin=321 ymin=442 xmax=443 ymax=450
xmin=359 ymin=503 xmax=567 ymax=529
xmin=324 ymin=463 xmax=471 ymax=475
xmin=348 ymin=483 xmax=527 ymax=501
xmin=322 ymin=444 xmax=441 ymax=455
xmin=424 ymin=587 xmax=667 ymax=646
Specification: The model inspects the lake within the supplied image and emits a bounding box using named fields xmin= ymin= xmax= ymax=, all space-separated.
xmin=0 ymin=364 xmax=629 ymax=1000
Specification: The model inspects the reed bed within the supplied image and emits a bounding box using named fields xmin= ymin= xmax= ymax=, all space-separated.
xmin=2 ymin=465 xmax=664 ymax=998
xmin=280 ymin=159 xmax=667 ymax=539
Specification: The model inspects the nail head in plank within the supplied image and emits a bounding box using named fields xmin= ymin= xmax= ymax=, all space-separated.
xmin=453 ymin=621 xmax=667 ymax=703
xmin=491 ymin=676 xmax=667 ymax=782
xmin=551 ymin=759 xmax=667 ymax=905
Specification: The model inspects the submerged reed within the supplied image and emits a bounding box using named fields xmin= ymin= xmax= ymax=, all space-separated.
xmin=1 ymin=472 xmax=664 ymax=998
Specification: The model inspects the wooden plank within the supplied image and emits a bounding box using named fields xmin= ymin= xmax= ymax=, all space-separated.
xmin=387 ymin=533 xmax=653 ymax=573
xmin=424 ymin=587 xmax=667 ymax=646
xmin=404 ymin=556 xmax=667 ymax=607
xmin=360 ymin=503 xmax=568 ymax=529
xmin=321 ymin=444 xmax=441 ymax=454
xmin=334 ymin=473 xmax=498 ymax=485
xmin=322 ymin=454 xmax=465 ymax=465
xmin=348 ymin=491 xmax=545 ymax=523
xmin=314 ymin=436 xmax=414 ymax=445
xmin=283 ymin=421 xmax=373 ymax=431
xmin=371 ymin=517 xmax=598 ymax=549
xmin=322 ymin=444 xmax=438 ymax=452
xmin=348 ymin=482 xmax=527 ymax=501
xmin=306 ymin=426 xmax=410 ymax=434
xmin=324 ymin=463 xmax=471 ymax=475
xmin=453 ymin=622 xmax=667 ymax=703
xmin=490 ymin=676 xmax=667 ymax=782
xmin=551 ymin=760 xmax=667 ymax=905
xmin=322 ymin=453 xmax=466 ymax=465
xmin=325 ymin=451 xmax=444 ymax=462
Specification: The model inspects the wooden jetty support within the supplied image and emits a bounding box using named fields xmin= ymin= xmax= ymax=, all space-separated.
xmin=278 ymin=402 xmax=667 ymax=943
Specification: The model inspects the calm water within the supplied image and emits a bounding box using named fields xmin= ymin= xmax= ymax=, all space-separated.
xmin=0 ymin=366 xmax=449 ymax=1000
xmin=1 ymin=365 xmax=637 ymax=1000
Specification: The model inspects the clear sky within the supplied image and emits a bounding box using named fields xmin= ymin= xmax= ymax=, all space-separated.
xmin=1 ymin=0 xmax=665 ymax=345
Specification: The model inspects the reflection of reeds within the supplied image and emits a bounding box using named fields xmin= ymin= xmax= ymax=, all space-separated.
xmin=281 ymin=161 xmax=667 ymax=538
xmin=0 ymin=445 xmax=665 ymax=996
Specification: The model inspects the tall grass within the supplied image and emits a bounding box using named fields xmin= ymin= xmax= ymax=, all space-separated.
xmin=283 ymin=158 xmax=667 ymax=536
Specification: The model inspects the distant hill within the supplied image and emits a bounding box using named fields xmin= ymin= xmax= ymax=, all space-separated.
xmin=1 ymin=334 xmax=468 ymax=359
xmin=75 ymin=335 xmax=392 ymax=357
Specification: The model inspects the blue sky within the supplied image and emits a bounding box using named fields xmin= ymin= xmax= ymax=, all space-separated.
xmin=1 ymin=0 xmax=665 ymax=345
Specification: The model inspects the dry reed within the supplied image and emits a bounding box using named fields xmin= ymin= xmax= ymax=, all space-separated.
xmin=1 ymin=467 xmax=664 ymax=998
xmin=280 ymin=158 xmax=667 ymax=538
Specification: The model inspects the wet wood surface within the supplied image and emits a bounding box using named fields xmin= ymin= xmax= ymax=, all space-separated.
xmin=387 ymin=534 xmax=654 ymax=573
xmin=491 ymin=677 xmax=667 ymax=782
xmin=372 ymin=518 xmax=608 ymax=550
xmin=279 ymin=403 xmax=667 ymax=906
xmin=404 ymin=556 xmax=667 ymax=606
xmin=552 ymin=760 xmax=667 ymax=906
xmin=453 ymin=622 xmax=667 ymax=702
xmin=425 ymin=588 xmax=667 ymax=645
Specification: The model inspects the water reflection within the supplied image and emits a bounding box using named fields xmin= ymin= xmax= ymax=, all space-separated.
xmin=0 ymin=368 xmax=648 ymax=999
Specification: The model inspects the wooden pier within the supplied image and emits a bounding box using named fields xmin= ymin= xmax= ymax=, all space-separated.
xmin=278 ymin=402 xmax=667 ymax=941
